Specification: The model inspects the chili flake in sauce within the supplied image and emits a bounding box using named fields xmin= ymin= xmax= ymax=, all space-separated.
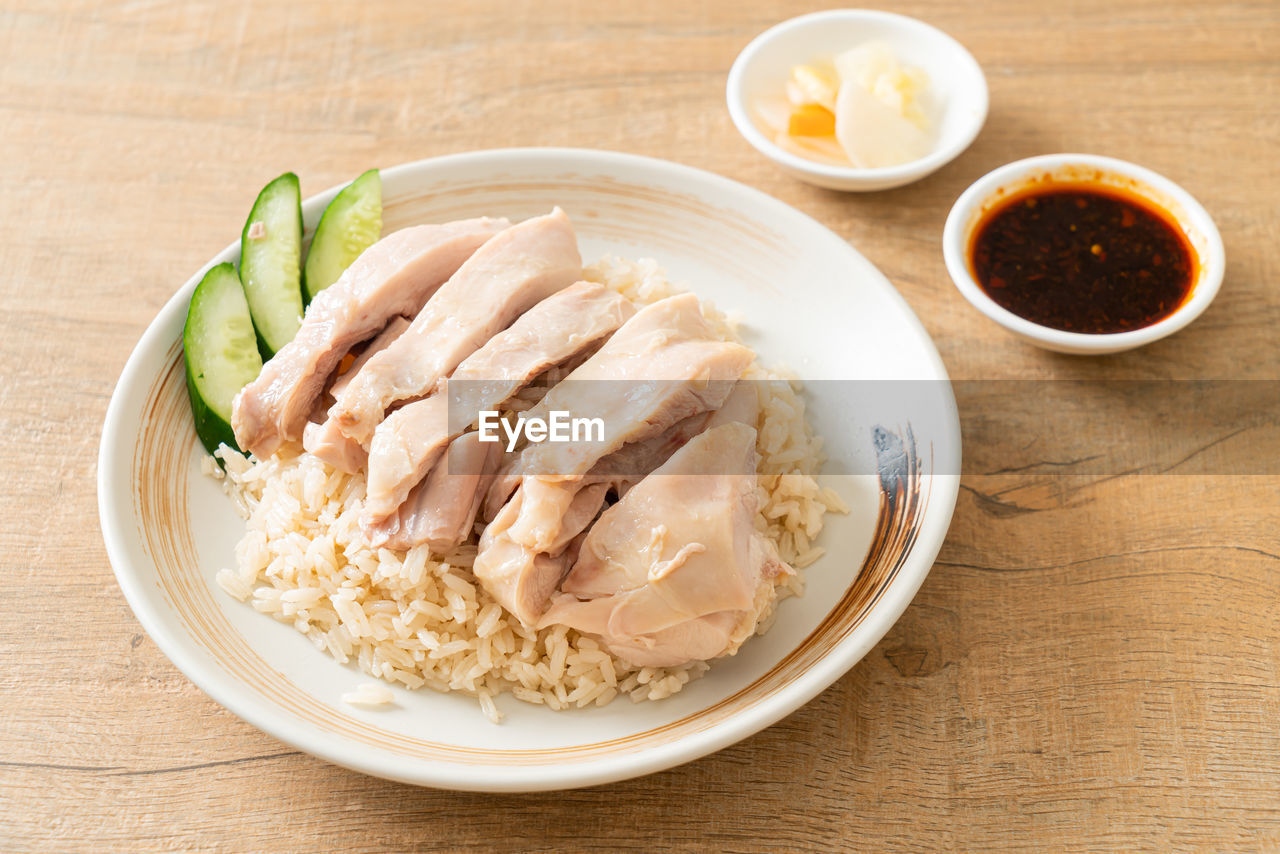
xmin=969 ymin=184 xmax=1196 ymax=334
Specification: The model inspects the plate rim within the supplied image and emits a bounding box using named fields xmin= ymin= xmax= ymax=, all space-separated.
xmin=98 ymin=146 xmax=960 ymax=791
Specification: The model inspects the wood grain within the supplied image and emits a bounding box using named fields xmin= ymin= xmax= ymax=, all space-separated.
xmin=1 ymin=0 xmax=1277 ymax=850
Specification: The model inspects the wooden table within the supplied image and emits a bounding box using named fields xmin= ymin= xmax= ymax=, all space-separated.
xmin=4 ymin=0 xmax=1277 ymax=850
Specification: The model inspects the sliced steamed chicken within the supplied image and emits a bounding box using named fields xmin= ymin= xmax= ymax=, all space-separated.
xmin=302 ymin=315 xmax=411 ymax=473
xmin=471 ymin=295 xmax=754 ymax=626
xmin=231 ymin=217 xmax=509 ymax=458
xmin=466 ymin=485 xmax=593 ymax=626
xmin=472 ymin=382 xmax=762 ymax=597
xmin=325 ymin=208 xmax=582 ymax=444
xmin=485 ymin=293 xmax=754 ymax=554
xmin=360 ymin=281 xmax=635 ymax=543
xmin=540 ymin=422 xmax=792 ymax=668
xmin=486 ymin=293 xmax=753 ymax=507
xmin=582 ymin=380 xmax=757 ymax=502
xmin=377 ymin=430 xmax=503 ymax=553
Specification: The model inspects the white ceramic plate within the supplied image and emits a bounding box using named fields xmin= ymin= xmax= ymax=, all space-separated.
xmin=98 ymin=148 xmax=960 ymax=791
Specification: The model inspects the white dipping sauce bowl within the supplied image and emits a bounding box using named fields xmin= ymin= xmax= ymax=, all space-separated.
xmin=726 ymin=9 xmax=988 ymax=192
xmin=943 ymin=154 xmax=1226 ymax=354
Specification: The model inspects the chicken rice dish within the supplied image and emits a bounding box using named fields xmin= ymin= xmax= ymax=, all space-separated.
xmin=201 ymin=205 xmax=845 ymax=722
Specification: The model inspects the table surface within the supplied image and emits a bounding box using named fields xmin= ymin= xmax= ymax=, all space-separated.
xmin=3 ymin=0 xmax=1278 ymax=850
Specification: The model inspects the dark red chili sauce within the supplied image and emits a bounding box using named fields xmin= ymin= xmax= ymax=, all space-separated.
xmin=969 ymin=183 xmax=1197 ymax=334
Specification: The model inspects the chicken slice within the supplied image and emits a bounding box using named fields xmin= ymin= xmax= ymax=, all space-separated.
xmin=468 ymin=408 xmax=727 ymax=625
xmin=538 ymin=422 xmax=788 ymax=668
xmin=479 ymin=380 xmax=757 ymax=523
xmin=485 ymin=294 xmax=754 ymax=554
xmin=471 ymin=297 xmax=753 ymax=622
xmin=537 ymin=481 xmax=611 ymax=556
xmin=326 ymin=208 xmax=582 ymax=444
xmin=473 ymin=386 xmax=754 ymax=631
xmin=378 ymin=431 xmax=502 ymax=553
xmin=594 ymin=379 xmax=758 ymax=495
xmin=480 ymin=295 xmax=746 ymax=517
xmin=302 ymin=315 xmax=411 ymax=473
xmin=231 ymin=217 xmax=509 ymax=458
xmin=538 ymin=597 xmax=750 ymax=669
xmin=503 ymin=293 xmax=753 ymax=481
xmin=511 ymin=381 xmax=762 ymax=546
xmin=303 ymin=419 xmax=366 ymax=475
xmin=470 ymin=486 xmax=582 ymax=626
xmin=360 ymin=281 xmax=634 ymax=532
xmin=557 ymin=422 xmax=758 ymax=608
xmin=328 ymin=316 xmax=412 ymax=401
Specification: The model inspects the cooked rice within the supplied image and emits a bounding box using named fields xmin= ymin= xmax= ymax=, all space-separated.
xmin=208 ymin=255 xmax=846 ymax=722
xmin=341 ymin=682 xmax=396 ymax=707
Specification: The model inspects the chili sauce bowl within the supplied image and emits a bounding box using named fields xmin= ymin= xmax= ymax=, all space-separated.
xmin=942 ymin=154 xmax=1225 ymax=354
xmin=726 ymin=10 xmax=988 ymax=192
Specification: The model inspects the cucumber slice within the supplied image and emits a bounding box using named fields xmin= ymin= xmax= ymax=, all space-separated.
xmin=184 ymin=262 xmax=264 ymax=455
xmin=240 ymin=172 xmax=304 ymax=356
xmin=303 ymin=169 xmax=382 ymax=301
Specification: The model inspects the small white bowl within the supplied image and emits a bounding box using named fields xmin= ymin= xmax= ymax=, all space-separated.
xmin=943 ymin=154 xmax=1226 ymax=354
xmin=726 ymin=9 xmax=988 ymax=192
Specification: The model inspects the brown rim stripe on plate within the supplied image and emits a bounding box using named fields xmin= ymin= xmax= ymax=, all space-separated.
xmin=382 ymin=175 xmax=790 ymax=256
